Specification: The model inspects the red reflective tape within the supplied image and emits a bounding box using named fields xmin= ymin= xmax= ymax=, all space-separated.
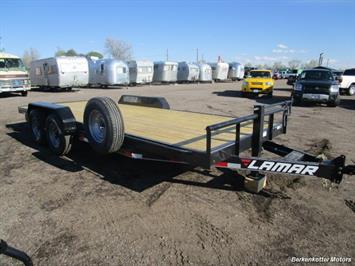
xmin=241 ymin=159 xmax=251 ymax=166
xmin=215 ymin=162 xmax=228 ymax=167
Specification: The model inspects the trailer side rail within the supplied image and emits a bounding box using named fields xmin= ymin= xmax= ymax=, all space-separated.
xmin=206 ymin=100 xmax=292 ymax=161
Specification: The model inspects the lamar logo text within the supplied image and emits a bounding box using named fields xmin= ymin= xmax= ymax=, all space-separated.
xmin=243 ymin=159 xmax=319 ymax=176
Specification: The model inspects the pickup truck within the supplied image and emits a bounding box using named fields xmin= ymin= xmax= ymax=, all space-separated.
xmin=339 ymin=68 xmax=355 ymax=96
xmin=292 ymin=69 xmax=341 ymax=107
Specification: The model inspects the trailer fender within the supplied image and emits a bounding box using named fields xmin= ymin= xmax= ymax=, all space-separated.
xmin=118 ymin=95 xmax=170 ymax=109
xmin=26 ymin=102 xmax=77 ymax=135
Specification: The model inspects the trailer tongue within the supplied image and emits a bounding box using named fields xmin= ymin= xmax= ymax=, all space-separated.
xmin=18 ymin=95 xmax=354 ymax=192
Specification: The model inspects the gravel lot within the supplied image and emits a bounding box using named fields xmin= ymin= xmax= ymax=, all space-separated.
xmin=1 ymin=80 xmax=354 ymax=265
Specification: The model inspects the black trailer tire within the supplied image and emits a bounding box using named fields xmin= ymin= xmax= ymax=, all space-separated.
xmin=21 ymin=91 xmax=28 ymax=96
xmin=327 ymin=96 xmax=340 ymax=107
xmin=292 ymin=97 xmax=302 ymax=106
xmin=84 ymin=97 xmax=125 ymax=154
xmin=45 ymin=113 xmax=72 ymax=155
xmin=29 ymin=109 xmax=46 ymax=144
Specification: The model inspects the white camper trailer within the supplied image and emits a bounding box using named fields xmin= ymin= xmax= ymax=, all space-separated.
xmin=89 ymin=59 xmax=129 ymax=87
xmin=228 ymin=62 xmax=245 ymax=81
xmin=153 ymin=61 xmax=178 ymax=83
xmin=198 ymin=63 xmax=212 ymax=82
xmin=127 ymin=60 xmax=154 ymax=85
xmin=30 ymin=57 xmax=88 ymax=89
xmin=209 ymin=62 xmax=229 ymax=81
xmin=177 ymin=62 xmax=200 ymax=82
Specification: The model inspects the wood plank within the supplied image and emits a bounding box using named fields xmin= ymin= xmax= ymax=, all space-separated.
xmin=63 ymin=101 xmax=257 ymax=151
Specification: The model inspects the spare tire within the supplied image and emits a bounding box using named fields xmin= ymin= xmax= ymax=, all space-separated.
xmin=84 ymin=97 xmax=125 ymax=154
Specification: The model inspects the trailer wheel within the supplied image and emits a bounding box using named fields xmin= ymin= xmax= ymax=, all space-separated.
xmin=45 ymin=113 xmax=72 ymax=155
xmin=21 ymin=91 xmax=28 ymax=97
xmin=84 ymin=97 xmax=125 ymax=154
xmin=29 ymin=109 xmax=46 ymax=144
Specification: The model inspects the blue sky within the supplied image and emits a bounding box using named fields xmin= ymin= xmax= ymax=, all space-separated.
xmin=1 ymin=0 xmax=354 ymax=68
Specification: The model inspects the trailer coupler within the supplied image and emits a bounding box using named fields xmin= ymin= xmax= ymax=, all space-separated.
xmin=215 ymin=141 xmax=354 ymax=184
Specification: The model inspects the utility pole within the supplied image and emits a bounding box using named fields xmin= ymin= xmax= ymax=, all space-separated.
xmin=318 ymin=53 xmax=324 ymax=66
xmin=196 ymin=48 xmax=199 ymax=63
xmin=326 ymin=58 xmax=329 ymax=67
xmin=166 ymin=48 xmax=169 ymax=61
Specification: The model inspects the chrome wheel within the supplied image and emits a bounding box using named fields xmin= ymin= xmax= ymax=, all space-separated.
xmin=88 ymin=110 xmax=106 ymax=144
xmin=48 ymin=120 xmax=61 ymax=149
xmin=349 ymin=86 xmax=355 ymax=96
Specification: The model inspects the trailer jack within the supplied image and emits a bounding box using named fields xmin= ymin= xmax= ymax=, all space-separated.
xmin=215 ymin=141 xmax=354 ymax=186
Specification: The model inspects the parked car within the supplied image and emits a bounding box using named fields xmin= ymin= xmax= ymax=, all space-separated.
xmin=292 ymin=69 xmax=340 ymax=107
xmin=280 ymin=70 xmax=288 ymax=79
xmin=242 ymin=69 xmax=274 ymax=97
xmin=313 ymin=66 xmax=343 ymax=83
xmin=287 ymin=69 xmax=303 ymax=85
xmin=273 ymin=72 xmax=281 ymax=79
xmin=339 ymin=68 xmax=355 ymax=95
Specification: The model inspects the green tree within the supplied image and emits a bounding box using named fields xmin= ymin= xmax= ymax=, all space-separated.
xmin=55 ymin=49 xmax=66 ymax=57
xmin=66 ymin=49 xmax=77 ymax=56
xmin=86 ymin=51 xmax=103 ymax=59
xmin=55 ymin=48 xmax=78 ymax=57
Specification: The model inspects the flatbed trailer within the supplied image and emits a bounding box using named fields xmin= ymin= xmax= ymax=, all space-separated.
xmin=18 ymin=95 xmax=354 ymax=192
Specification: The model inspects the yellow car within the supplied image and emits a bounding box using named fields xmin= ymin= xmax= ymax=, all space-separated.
xmin=242 ymin=70 xmax=274 ymax=97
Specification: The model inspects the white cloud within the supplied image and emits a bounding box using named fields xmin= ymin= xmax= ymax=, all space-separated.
xmin=254 ymin=55 xmax=289 ymax=62
xmin=272 ymin=44 xmax=307 ymax=54
xmin=277 ymin=44 xmax=288 ymax=49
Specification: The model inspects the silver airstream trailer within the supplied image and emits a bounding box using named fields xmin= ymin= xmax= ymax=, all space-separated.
xmin=209 ymin=62 xmax=229 ymax=81
xmin=127 ymin=60 xmax=154 ymax=85
xmin=228 ymin=62 xmax=245 ymax=81
xmin=177 ymin=62 xmax=200 ymax=82
xmin=88 ymin=59 xmax=129 ymax=87
xmin=30 ymin=56 xmax=89 ymax=90
xmin=153 ymin=61 xmax=178 ymax=83
xmin=198 ymin=63 xmax=212 ymax=82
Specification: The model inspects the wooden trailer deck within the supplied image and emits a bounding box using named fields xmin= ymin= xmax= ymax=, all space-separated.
xmin=63 ymin=101 xmax=258 ymax=152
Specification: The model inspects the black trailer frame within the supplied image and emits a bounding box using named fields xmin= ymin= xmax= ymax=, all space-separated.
xmin=19 ymin=95 xmax=354 ymax=185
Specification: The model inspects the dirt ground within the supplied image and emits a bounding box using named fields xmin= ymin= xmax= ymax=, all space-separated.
xmin=1 ymin=80 xmax=354 ymax=265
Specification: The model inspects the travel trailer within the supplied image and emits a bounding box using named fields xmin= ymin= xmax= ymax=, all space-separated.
xmin=0 ymin=52 xmax=31 ymax=96
xmin=89 ymin=59 xmax=129 ymax=86
xmin=198 ymin=63 xmax=212 ymax=82
xmin=30 ymin=56 xmax=88 ymax=89
xmin=177 ymin=62 xmax=200 ymax=82
xmin=228 ymin=62 xmax=245 ymax=81
xmin=153 ymin=61 xmax=178 ymax=83
xmin=209 ymin=62 xmax=229 ymax=81
xmin=127 ymin=60 xmax=154 ymax=85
